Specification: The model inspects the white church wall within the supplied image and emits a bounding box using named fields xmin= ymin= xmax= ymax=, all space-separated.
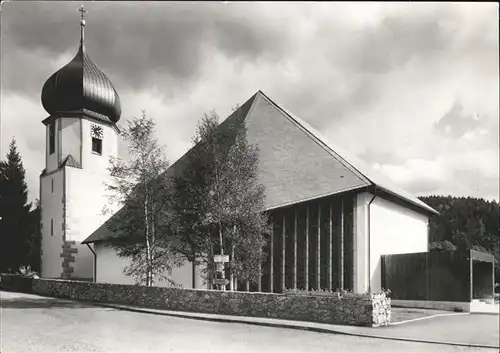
xmin=170 ymin=260 xmax=192 ymax=287
xmin=40 ymin=170 xmax=64 ymax=278
xmin=354 ymin=192 xmax=429 ymax=293
xmin=369 ymin=196 xmax=428 ymax=292
xmin=354 ymin=193 xmax=370 ymax=293
xmin=71 ymin=243 xmax=94 ymax=279
xmin=95 ymin=242 xmax=135 ymax=285
xmin=95 ymin=242 xmax=206 ymax=289
xmin=60 ymin=117 xmax=82 ymax=166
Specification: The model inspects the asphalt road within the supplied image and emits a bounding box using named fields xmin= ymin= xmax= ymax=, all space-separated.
xmin=0 ymin=291 xmax=495 ymax=353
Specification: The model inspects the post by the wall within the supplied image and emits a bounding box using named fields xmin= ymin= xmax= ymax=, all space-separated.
xmin=305 ymin=203 xmax=309 ymax=290
xmin=381 ymin=255 xmax=385 ymax=291
xmin=282 ymin=212 xmax=286 ymax=292
xmin=340 ymin=199 xmax=344 ymax=290
xmin=317 ymin=202 xmax=321 ymax=290
xmin=270 ymin=218 xmax=274 ymax=293
xmin=469 ymin=251 xmax=473 ymax=302
xmin=492 ymin=261 xmax=495 ymax=301
xmin=425 ymin=252 xmax=430 ymax=300
xmin=258 ymin=251 xmax=262 ymax=292
xmin=328 ymin=201 xmax=332 ymax=291
xmin=293 ymin=209 xmax=297 ymax=290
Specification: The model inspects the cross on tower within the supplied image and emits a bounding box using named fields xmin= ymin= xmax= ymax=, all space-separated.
xmin=78 ymin=5 xmax=87 ymax=22
xmin=78 ymin=5 xmax=87 ymax=44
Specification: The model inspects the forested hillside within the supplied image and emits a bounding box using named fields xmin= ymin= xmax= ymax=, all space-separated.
xmin=419 ymin=195 xmax=499 ymax=282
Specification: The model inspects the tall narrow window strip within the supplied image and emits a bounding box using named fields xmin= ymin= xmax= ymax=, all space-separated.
xmin=49 ymin=123 xmax=55 ymax=155
xmin=51 ymin=219 xmax=54 ymax=236
xmin=51 ymin=178 xmax=54 ymax=193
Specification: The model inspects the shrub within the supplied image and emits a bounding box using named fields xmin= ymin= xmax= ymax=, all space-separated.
xmin=0 ymin=274 xmax=33 ymax=292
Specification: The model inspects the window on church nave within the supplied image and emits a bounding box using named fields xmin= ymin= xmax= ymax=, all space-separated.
xmin=50 ymin=219 xmax=54 ymax=236
xmin=49 ymin=123 xmax=55 ymax=155
xmin=91 ymin=124 xmax=103 ymax=155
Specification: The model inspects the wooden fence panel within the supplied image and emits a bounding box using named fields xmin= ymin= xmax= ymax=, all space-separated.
xmin=382 ymin=251 xmax=470 ymax=302
xmin=382 ymin=252 xmax=427 ymax=300
xmin=427 ymin=251 xmax=469 ymax=302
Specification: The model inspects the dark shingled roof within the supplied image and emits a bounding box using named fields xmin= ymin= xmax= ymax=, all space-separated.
xmin=82 ymin=210 xmax=122 ymax=244
xmin=83 ymin=90 xmax=437 ymax=244
xmin=41 ymin=40 xmax=121 ymax=124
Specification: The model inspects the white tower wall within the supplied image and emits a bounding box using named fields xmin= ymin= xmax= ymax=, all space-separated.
xmin=40 ymin=169 xmax=64 ymax=278
xmin=40 ymin=117 xmax=119 ymax=280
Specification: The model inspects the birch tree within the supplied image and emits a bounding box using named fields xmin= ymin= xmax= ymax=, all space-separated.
xmin=104 ymin=112 xmax=181 ymax=287
xmin=171 ymin=111 xmax=269 ymax=290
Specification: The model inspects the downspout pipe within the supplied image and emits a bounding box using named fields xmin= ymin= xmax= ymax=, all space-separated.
xmin=86 ymin=243 xmax=97 ymax=283
xmin=367 ymin=187 xmax=378 ymax=293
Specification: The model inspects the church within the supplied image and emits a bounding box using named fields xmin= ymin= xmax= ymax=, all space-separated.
xmin=40 ymin=9 xmax=438 ymax=294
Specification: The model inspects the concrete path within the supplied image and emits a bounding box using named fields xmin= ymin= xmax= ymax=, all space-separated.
xmin=1 ymin=291 xmax=498 ymax=352
xmin=100 ymin=302 xmax=499 ymax=349
xmin=470 ymin=302 xmax=500 ymax=315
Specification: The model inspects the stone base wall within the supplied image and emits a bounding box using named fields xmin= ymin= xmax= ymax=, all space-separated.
xmin=60 ymin=241 xmax=77 ymax=278
xmin=0 ymin=275 xmax=391 ymax=327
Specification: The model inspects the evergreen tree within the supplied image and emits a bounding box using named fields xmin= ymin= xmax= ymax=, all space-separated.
xmin=419 ymin=195 xmax=500 ymax=282
xmin=26 ymin=200 xmax=41 ymax=273
xmin=0 ymin=139 xmax=32 ymax=272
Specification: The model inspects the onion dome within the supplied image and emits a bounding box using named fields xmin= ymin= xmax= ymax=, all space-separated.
xmin=41 ymin=6 xmax=121 ymax=124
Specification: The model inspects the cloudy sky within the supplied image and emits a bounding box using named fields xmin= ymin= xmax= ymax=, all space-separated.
xmin=1 ymin=2 xmax=498 ymax=203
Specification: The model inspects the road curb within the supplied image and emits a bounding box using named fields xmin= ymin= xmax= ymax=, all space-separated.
xmin=98 ymin=303 xmax=499 ymax=350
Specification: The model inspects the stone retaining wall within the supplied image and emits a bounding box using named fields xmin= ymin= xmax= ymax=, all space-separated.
xmin=0 ymin=275 xmax=391 ymax=327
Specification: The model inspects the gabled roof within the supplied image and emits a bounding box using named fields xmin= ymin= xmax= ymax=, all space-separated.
xmin=256 ymin=91 xmax=438 ymax=215
xmin=83 ymin=90 xmax=437 ymax=244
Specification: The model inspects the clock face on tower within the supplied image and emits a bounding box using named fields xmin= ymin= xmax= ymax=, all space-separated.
xmin=91 ymin=124 xmax=103 ymax=139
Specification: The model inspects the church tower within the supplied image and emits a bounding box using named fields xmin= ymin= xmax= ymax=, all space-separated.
xmin=40 ymin=6 xmax=121 ymax=280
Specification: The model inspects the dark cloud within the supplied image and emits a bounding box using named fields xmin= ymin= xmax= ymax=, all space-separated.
xmin=275 ymin=5 xmax=472 ymax=129
xmin=272 ymin=71 xmax=382 ymax=131
xmin=434 ymin=101 xmax=481 ymax=139
xmin=2 ymin=2 xmax=294 ymax=99
xmin=317 ymin=5 xmax=458 ymax=75
xmin=1 ymin=2 xmax=498 ymax=203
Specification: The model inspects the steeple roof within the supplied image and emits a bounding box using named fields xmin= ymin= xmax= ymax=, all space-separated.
xmin=41 ymin=6 xmax=121 ymax=124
